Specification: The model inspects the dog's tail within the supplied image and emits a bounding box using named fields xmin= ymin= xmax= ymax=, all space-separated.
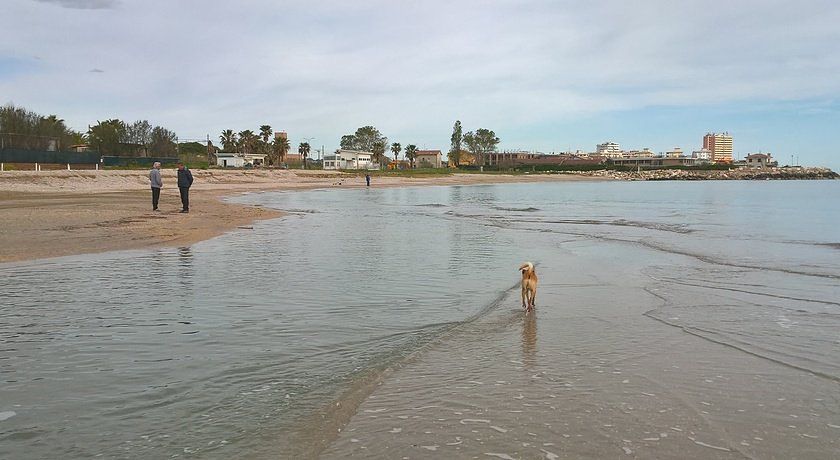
xmin=519 ymin=262 xmax=534 ymax=272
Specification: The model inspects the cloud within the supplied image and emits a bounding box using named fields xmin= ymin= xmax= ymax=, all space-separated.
xmin=33 ymin=0 xmax=117 ymax=9
xmin=88 ymin=68 xmax=104 ymax=73
xmin=3 ymin=0 xmax=840 ymax=169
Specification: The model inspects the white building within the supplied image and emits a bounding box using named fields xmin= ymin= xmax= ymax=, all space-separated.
xmin=216 ymin=153 xmax=245 ymax=167
xmin=745 ymin=153 xmax=775 ymax=168
xmin=596 ymin=142 xmax=622 ymax=157
xmin=692 ymin=149 xmax=712 ymax=164
xmin=323 ymin=150 xmax=378 ymax=170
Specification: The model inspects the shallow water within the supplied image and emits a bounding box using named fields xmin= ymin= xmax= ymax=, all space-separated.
xmin=1 ymin=180 xmax=839 ymax=458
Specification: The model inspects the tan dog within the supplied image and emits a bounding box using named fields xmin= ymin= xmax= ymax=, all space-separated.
xmin=519 ymin=262 xmax=538 ymax=312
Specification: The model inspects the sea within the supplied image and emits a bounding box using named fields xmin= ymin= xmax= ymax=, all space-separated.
xmin=1 ymin=180 xmax=838 ymax=458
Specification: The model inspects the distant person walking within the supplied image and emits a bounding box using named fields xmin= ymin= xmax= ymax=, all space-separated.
xmin=149 ymin=162 xmax=162 ymax=211
xmin=365 ymin=173 xmax=371 ymax=187
xmin=177 ymin=163 xmax=194 ymax=213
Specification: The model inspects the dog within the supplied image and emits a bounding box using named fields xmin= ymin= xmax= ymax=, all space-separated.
xmin=519 ymin=262 xmax=538 ymax=312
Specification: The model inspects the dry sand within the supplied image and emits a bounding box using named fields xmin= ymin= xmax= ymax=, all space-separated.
xmin=0 ymin=169 xmax=599 ymax=263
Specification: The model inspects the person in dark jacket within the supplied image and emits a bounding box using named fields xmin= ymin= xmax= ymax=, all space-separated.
xmin=177 ymin=163 xmax=194 ymax=213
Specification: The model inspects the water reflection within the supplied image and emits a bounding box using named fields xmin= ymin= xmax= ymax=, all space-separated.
xmin=521 ymin=312 xmax=537 ymax=369
xmin=178 ymin=247 xmax=194 ymax=290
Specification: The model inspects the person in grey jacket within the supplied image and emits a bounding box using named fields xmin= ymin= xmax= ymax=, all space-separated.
xmin=149 ymin=162 xmax=163 ymax=211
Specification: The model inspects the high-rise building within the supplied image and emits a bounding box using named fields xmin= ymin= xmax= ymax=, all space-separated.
xmin=702 ymin=132 xmax=733 ymax=163
xmin=596 ymin=142 xmax=621 ymax=157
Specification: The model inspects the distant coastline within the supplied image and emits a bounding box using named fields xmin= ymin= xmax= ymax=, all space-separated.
xmin=576 ymin=166 xmax=838 ymax=181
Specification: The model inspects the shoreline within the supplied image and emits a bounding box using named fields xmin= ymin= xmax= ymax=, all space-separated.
xmin=2 ymin=166 xmax=835 ymax=264
xmin=0 ymin=169 xmax=603 ymax=264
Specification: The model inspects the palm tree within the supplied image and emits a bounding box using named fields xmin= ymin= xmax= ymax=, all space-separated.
xmin=259 ymin=125 xmax=272 ymax=144
xmin=299 ymin=142 xmax=311 ymax=169
xmin=273 ymin=136 xmax=290 ymax=165
xmin=372 ymin=140 xmax=387 ymax=168
xmin=220 ymin=129 xmax=237 ymax=152
xmin=238 ymin=130 xmax=256 ymax=154
xmin=405 ymin=144 xmax=418 ymax=169
xmin=391 ymin=142 xmax=402 ymax=166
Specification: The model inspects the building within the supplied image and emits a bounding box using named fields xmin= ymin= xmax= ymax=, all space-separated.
xmin=452 ymin=150 xmax=476 ymax=166
xmin=610 ymin=156 xmax=696 ymax=168
xmin=624 ymin=148 xmax=655 ymax=158
xmin=486 ymin=150 xmax=539 ymax=166
xmin=216 ymin=153 xmax=245 ymax=167
xmin=596 ymin=142 xmax=622 ymax=157
xmin=323 ymin=149 xmax=377 ymax=170
xmin=415 ymin=150 xmax=443 ymax=168
xmin=665 ymin=147 xmax=684 ymax=158
xmin=745 ymin=153 xmax=775 ymax=168
xmin=703 ymin=132 xmax=733 ymax=164
xmin=241 ymin=152 xmax=267 ymax=166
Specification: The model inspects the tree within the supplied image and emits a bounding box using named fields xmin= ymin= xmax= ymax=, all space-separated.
xmin=87 ymin=119 xmax=127 ymax=155
xmin=259 ymin=125 xmax=273 ymax=144
xmin=449 ymin=120 xmax=463 ymax=166
xmin=463 ymin=128 xmax=499 ymax=166
xmin=463 ymin=131 xmax=479 ymax=165
xmin=340 ymin=134 xmax=356 ymax=150
xmin=340 ymin=126 xmax=388 ymax=156
xmin=475 ymin=128 xmax=500 ymax=165
xmin=372 ymin=140 xmax=387 ymax=168
xmin=405 ymin=144 xmax=418 ymax=168
xmin=0 ymin=104 xmax=79 ymax=150
xmin=125 ymin=120 xmax=153 ymax=146
xmin=299 ymin=142 xmax=311 ymax=169
xmin=390 ymin=142 xmax=402 ymax=164
xmin=238 ymin=130 xmax=257 ymax=154
xmin=220 ymin=129 xmax=238 ymax=151
xmin=150 ymin=126 xmax=178 ymax=156
xmin=273 ymin=135 xmax=290 ymax=165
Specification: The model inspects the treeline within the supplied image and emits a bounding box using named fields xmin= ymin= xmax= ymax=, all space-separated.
xmin=339 ymin=125 xmax=420 ymax=167
xmin=0 ymin=103 xmax=181 ymax=157
xmin=448 ymin=120 xmax=499 ymax=167
xmin=87 ymin=119 xmax=179 ymax=156
xmin=0 ymin=104 xmax=83 ymax=151
xmin=219 ymin=125 xmax=295 ymax=166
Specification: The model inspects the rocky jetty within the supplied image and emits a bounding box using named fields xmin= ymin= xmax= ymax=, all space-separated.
xmin=581 ymin=167 xmax=838 ymax=181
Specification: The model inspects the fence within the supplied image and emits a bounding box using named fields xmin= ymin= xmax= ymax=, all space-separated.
xmin=0 ymin=148 xmax=101 ymax=165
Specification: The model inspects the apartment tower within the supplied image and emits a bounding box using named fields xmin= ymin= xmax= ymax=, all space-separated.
xmin=702 ymin=132 xmax=733 ymax=164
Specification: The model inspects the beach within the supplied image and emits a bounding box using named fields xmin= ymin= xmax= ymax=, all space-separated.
xmin=0 ymin=169 xmax=598 ymax=263
xmin=1 ymin=176 xmax=839 ymax=459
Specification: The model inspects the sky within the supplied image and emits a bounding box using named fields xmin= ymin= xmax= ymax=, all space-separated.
xmin=2 ymin=0 xmax=839 ymax=170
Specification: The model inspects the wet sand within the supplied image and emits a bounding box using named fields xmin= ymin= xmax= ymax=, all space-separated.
xmin=318 ymin=243 xmax=840 ymax=459
xmin=0 ymin=169 xmax=600 ymax=263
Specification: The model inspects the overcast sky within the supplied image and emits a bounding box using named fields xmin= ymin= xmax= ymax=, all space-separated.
xmin=3 ymin=0 xmax=839 ymax=169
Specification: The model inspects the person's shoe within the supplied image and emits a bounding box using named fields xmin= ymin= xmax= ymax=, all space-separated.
xmin=153 ymin=208 xmax=160 ymax=212
xmin=180 ymin=209 xmax=188 ymax=213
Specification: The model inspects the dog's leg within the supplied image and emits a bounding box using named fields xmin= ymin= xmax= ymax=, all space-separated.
xmin=530 ymin=289 xmax=536 ymax=309
xmin=521 ymin=285 xmax=527 ymax=309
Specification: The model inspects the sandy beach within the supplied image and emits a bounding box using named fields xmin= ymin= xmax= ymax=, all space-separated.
xmin=0 ymin=169 xmax=598 ymax=263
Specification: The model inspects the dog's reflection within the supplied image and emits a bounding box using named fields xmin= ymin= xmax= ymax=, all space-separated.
xmin=522 ymin=311 xmax=537 ymax=369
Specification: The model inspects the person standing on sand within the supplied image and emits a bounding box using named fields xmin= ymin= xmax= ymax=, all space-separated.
xmin=365 ymin=173 xmax=371 ymax=187
xmin=177 ymin=163 xmax=194 ymax=213
xmin=149 ymin=162 xmax=163 ymax=211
